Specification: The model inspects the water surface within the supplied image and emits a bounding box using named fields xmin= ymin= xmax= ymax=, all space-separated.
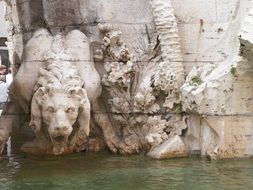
xmin=1 ymin=151 xmax=253 ymax=190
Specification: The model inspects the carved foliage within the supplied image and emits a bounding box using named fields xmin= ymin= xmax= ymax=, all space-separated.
xmin=98 ymin=24 xmax=187 ymax=153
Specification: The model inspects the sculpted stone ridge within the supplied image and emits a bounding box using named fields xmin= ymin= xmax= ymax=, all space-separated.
xmin=1 ymin=0 xmax=253 ymax=160
xmin=150 ymin=0 xmax=185 ymax=110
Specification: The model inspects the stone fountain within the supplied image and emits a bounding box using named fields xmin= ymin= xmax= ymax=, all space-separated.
xmin=0 ymin=0 xmax=253 ymax=160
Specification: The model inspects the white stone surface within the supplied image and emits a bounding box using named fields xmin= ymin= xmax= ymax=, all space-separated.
xmin=0 ymin=1 xmax=7 ymax=37
xmin=148 ymin=135 xmax=187 ymax=159
xmin=1 ymin=0 xmax=253 ymax=159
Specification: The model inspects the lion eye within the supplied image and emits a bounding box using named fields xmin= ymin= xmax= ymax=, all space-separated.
xmin=47 ymin=106 xmax=55 ymax=112
xmin=66 ymin=107 xmax=75 ymax=113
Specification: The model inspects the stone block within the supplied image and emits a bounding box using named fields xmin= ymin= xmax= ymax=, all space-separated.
xmin=206 ymin=115 xmax=253 ymax=159
xmin=148 ymin=135 xmax=188 ymax=159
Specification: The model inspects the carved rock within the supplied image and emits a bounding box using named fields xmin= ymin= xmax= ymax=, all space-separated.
xmin=148 ymin=135 xmax=187 ymax=159
xmin=8 ymin=28 xmax=120 ymax=155
xmin=2 ymin=0 xmax=253 ymax=160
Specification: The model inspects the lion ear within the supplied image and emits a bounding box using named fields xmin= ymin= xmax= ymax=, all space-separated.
xmin=29 ymin=87 xmax=46 ymax=136
xmin=68 ymin=87 xmax=88 ymax=104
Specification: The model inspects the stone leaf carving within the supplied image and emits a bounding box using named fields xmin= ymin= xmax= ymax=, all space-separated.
xmin=133 ymin=77 xmax=160 ymax=113
xmin=98 ymin=23 xmax=187 ymax=155
xmin=102 ymin=61 xmax=134 ymax=90
xmin=180 ymin=64 xmax=218 ymax=111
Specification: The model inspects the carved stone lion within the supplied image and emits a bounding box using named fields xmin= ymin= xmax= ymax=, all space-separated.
xmin=6 ymin=28 xmax=120 ymax=155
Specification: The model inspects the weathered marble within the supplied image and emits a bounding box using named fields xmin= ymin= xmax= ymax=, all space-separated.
xmin=148 ymin=135 xmax=188 ymax=159
xmin=0 ymin=0 xmax=253 ymax=160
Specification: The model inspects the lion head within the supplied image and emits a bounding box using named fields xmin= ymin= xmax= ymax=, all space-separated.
xmin=29 ymin=86 xmax=90 ymax=155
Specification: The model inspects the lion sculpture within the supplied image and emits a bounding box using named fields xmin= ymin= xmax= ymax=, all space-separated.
xmin=1 ymin=28 xmax=121 ymax=155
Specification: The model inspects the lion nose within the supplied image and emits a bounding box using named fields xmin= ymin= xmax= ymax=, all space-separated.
xmin=55 ymin=126 xmax=69 ymax=132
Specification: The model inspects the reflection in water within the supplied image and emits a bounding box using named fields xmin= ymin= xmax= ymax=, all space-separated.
xmin=0 ymin=152 xmax=253 ymax=190
xmin=0 ymin=154 xmax=20 ymax=190
xmin=0 ymin=132 xmax=253 ymax=190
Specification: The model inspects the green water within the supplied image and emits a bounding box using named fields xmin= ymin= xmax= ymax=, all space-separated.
xmin=1 ymin=151 xmax=253 ymax=190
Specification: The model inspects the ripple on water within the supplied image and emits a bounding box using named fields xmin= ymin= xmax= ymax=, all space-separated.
xmin=1 ymin=152 xmax=253 ymax=190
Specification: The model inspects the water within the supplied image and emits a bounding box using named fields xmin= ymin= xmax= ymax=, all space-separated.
xmin=0 ymin=127 xmax=252 ymax=190
xmin=1 ymin=151 xmax=253 ymax=190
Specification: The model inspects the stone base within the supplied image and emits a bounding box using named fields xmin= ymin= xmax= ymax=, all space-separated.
xmin=184 ymin=115 xmax=253 ymax=159
xmin=148 ymin=135 xmax=188 ymax=159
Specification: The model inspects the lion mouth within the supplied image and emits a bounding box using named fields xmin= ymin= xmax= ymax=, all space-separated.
xmin=50 ymin=135 xmax=68 ymax=155
xmin=53 ymin=135 xmax=65 ymax=143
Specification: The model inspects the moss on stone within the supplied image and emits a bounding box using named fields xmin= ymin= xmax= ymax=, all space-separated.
xmin=230 ymin=67 xmax=237 ymax=77
xmin=191 ymin=77 xmax=202 ymax=85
